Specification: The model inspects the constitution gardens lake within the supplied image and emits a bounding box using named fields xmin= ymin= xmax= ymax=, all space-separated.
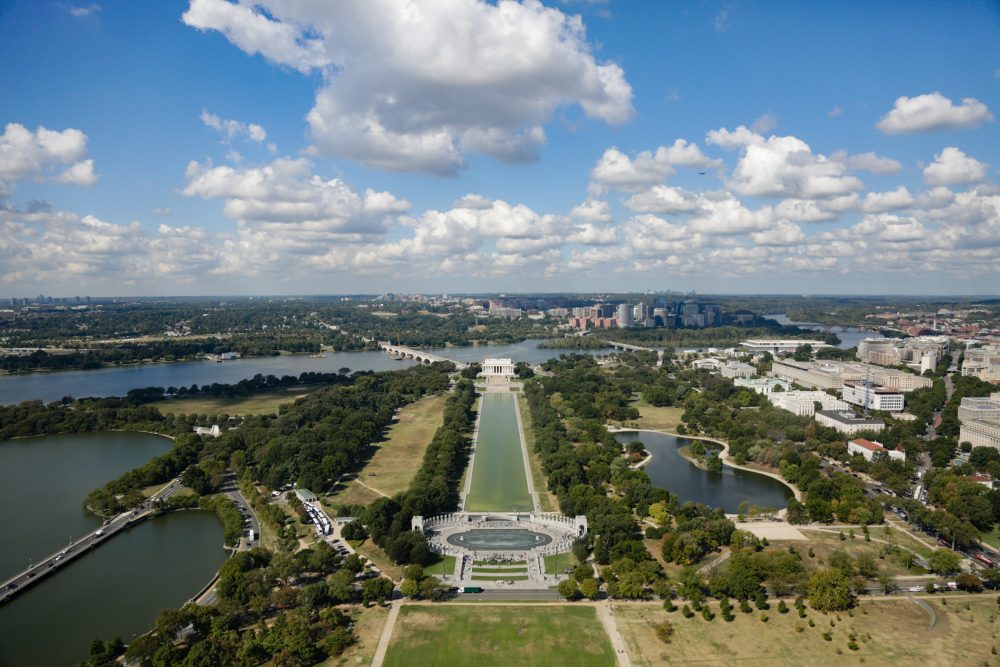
xmin=614 ymin=431 xmax=793 ymax=513
xmin=0 ymin=432 xmax=228 ymax=665
xmin=0 ymin=339 xmax=600 ymax=405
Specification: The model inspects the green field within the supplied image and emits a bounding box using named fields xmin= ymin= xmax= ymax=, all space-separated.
xmin=383 ymin=605 xmax=615 ymax=667
xmin=543 ymin=552 xmax=579 ymax=574
xmin=423 ymin=554 xmax=456 ymax=577
xmin=149 ymin=389 xmax=308 ymax=416
xmin=465 ymin=392 xmax=533 ymax=511
xmin=471 ymin=574 xmax=530 ymax=581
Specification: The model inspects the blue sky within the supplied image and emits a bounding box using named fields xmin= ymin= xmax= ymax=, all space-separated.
xmin=1 ymin=0 xmax=998 ymax=296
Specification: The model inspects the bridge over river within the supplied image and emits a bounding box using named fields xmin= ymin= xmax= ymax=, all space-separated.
xmin=0 ymin=480 xmax=185 ymax=606
xmin=378 ymin=342 xmax=470 ymax=370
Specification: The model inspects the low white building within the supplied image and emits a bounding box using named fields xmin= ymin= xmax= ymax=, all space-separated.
xmin=482 ymin=357 xmax=516 ymax=378
xmin=740 ymin=339 xmax=831 ymax=354
xmin=768 ymin=390 xmax=849 ymax=417
xmin=848 ymin=438 xmax=904 ymax=462
xmin=842 ymin=383 xmax=905 ymax=412
xmin=194 ymin=424 xmax=221 ymax=438
xmin=734 ymin=377 xmax=790 ymax=395
xmin=815 ymin=410 xmax=885 ymax=435
xmin=692 ymin=358 xmax=721 ymax=371
xmin=721 ymin=361 xmax=755 ymax=379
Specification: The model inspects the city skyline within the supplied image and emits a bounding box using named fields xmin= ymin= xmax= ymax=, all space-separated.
xmin=1 ymin=1 xmax=999 ymax=296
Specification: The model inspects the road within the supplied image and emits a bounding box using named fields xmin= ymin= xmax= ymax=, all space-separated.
xmin=0 ymin=478 xmax=182 ymax=606
xmin=219 ymin=472 xmax=260 ymax=549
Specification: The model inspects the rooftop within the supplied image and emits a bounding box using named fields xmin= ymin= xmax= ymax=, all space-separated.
xmin=816 ymin=410 xmax=885 ymax=425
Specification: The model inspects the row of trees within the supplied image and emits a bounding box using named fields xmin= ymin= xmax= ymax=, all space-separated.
xmin=359 ymin=379 xmax=478 ymax=565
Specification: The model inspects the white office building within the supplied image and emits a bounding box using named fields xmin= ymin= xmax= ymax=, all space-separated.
xmin=848 ymin=438 xmax=905 ymax=462
xmin=959 ymin=393 xmax=1000 ymax=450
xmin=720 ymin=361 xmax=755 ymax=379
xmin=740 ymin=339 xmax=831 ymax=355
xmin=617 ymin=303 xmax=633 ymax=328
xmin=842 ymin=383 xmax=905 ymax=412
xmin=815 ymin=410 xmax=885 ymax=435
xmin=768 ymin=390 xmax=849 ymax=417
xmin=734 ymin=377 xmax=790 ymax=395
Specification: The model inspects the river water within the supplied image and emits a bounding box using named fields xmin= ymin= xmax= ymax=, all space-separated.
xmin=0 ymin=339 xmax=598 ymax=405
xmin=764 ymin=313 xmax=885 ymax=350
xmin=614 ymin=431 xmax=792 ymax=513
xmin=0 ymin=432 xmax=227 ymax=665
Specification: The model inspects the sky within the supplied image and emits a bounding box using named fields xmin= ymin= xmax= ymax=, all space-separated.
xmin=1 ymin=0 xmax=998 ymax=297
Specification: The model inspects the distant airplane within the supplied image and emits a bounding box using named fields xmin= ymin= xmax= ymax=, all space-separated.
xmin=698 ymin=171 xmax=706 ymax=175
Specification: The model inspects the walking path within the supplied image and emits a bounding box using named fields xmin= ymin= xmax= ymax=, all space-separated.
xmin=510 ymin=387 xmax=541 ymax=512
xmin=371 ymin=601 xmax=401 ymax=667
xmin=352 ymin=478 xmax=389 ymax=498
xmin=596 ymin=601 xmax=632 ymax=667
xmin=459 ymin=394 xmax=484 ymax=510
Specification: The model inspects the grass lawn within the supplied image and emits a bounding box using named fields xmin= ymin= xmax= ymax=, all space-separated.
xmin=633 ymin=402 xmax=685 ymax=432
xmin=615 ymin=597 xmax=1000 ymax=666
xmin=423 ymin=554 xmax=456 ymax=577
xmin=324 ymin=480 xmax=386 ymax=510
xmin=354 ymin=538 xmax=403 ymax=581
xmin=149 ymin=389 xmax=309 ymax=416
xmin=358 ymin=393 xmax=449 ymax=497
xmin=543 ymin=552 xmax=579 ymax=574
xmin=981 ymin=525 xmax=1000 ymax=550
xmin=320 ymin=604 xmax=389 ymax=667
xmin=518 ymin=395 xmax=559 ymax=512
xmin=383 ymin=605 xmax=616 ymax=667
xmin=777 ymin=528 xmax=928 ymax=577
xmin=471 ymin=574 xmax=530 ymax=581
xmin=882 ymin=517 xmax=937 ymax=558
xmin=465 ymin=393 xmax=533 ymax=512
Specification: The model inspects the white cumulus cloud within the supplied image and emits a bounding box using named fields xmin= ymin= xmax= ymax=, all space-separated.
xmin=0 ymin=123 xmax=97 ymax=196
xmin=707 ymin=126 xmax=864 ymax=199
xmin=922 ymin=147 xmax=989 ymax=186
xmin=876 ymin=92 xmax=994 ymax=134
xmin=185 ymin=0 xmax=633 ymax=174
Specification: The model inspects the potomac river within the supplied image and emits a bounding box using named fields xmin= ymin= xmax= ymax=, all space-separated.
xmin=0 ymin=432 xmax=228 ymax=665
xmin=0 ymin=339 xmax=606 ymax=405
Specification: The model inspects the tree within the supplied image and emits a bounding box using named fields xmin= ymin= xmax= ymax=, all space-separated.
xmin=785 ymin=498 xmax=809 ymax=525
xmin=928 ymin=549 xmax=961 ymax=575
xmin=807 ymin=568 xmax=855 ymax=611
xmin=580 ymin=577 xmax=601 ymax=599
xmin=956 ymin=573 xmax=983 ymax=592
xmin=558 ymin=578 xmax=582 ymax=600
xmin=400 ymin=579 xmax=419 ymax=598
xmin=341 ymin=520 xmax=368 ymax=541
xmin=361 ymin=577 xmax=394 ymax=604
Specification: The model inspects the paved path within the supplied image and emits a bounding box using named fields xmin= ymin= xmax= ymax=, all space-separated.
xmin=459 ymin=394 xmax=484 ymax=510
xmin=510 ymin=389 xmax=541 ymax=512
xmin=371 ymin=602 xmax=401 ymax=667
xmin=909 ymin=595 xmax=937 ymax=628
xmin=596 ymin=602 xmax=632 ymax=667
